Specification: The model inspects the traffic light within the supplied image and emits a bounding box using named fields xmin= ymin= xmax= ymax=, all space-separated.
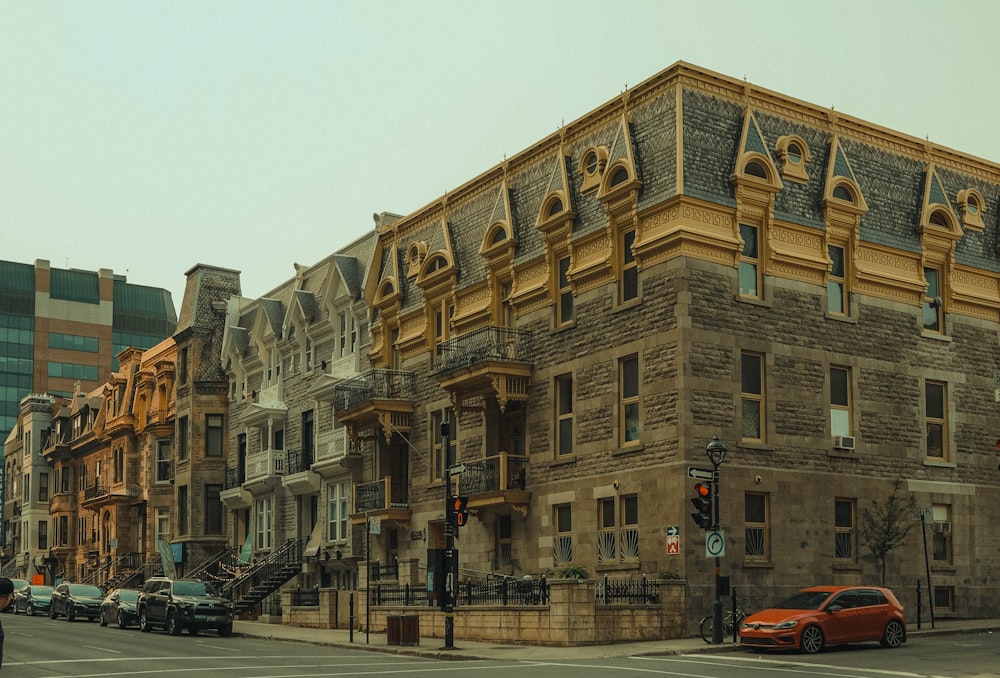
xmin=690 ymin=482 xmax=713 ymax=529
xmin=451 ymin=495 xmax=469 ymax=527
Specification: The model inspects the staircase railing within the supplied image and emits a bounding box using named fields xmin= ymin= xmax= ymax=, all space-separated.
xmin=186 ymin=545 xmax=240 ymax=582
xmin=112 ymin=556 xmax=164 ymax=591
xmin=220 ymin=537 xmax=305 ymax=612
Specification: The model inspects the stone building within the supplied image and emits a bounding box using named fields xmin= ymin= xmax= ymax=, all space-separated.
xmin=221 ymin=231 xmax=377 ymax=593
xmin=328 ymin=61 xmax=1000 ymax=627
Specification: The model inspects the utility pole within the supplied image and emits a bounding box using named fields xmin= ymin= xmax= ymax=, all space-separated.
xmin=706 ymin=437 xmax=728 ymax=645
xmin=441 ymin=422 xmax=456 ymax=650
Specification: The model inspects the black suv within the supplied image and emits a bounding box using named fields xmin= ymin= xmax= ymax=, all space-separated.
xmin=137 ymin=577 xmax=234 ymax=636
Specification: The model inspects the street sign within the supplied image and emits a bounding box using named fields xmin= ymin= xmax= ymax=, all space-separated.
xmin=665 ymin=535 xmax=680 ymax=555
xmin=368 ymin=516 xmax=381 ymax=535
xmin=688 ymin=466 xmax=714 ymax=480
xmin=664 ymin=525 xmax=679 ymax=536
xmin=449 ymin=463 xmax=467 ymax=476
xmin=706 ymin=530 xmax=725 ymax=558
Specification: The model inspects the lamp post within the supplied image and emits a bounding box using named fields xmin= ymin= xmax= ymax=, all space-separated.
xmin=706 ymin=436 xmax=728 ymax=645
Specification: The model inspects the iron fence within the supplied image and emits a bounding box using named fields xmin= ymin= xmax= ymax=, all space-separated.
xmin=596 ymin=575 xmax=661 ymax=605
xmin=290 ymin=586 xmax=320 ymax=606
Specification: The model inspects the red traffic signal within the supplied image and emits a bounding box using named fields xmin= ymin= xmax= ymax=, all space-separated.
xmin=690 ymin=482 xmax=713 ymax=529
xmin=451 ymin=495 xmax=470 ymax=527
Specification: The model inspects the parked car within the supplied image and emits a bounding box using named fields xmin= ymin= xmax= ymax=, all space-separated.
xmin=13 ymin=584 xmax=53 ymax=616
xmin=49 ymin=582 xmax=105 ymax=621
xmin=2 ymin=579 xmax=29 ymax=612
xmin=740 ymin=585 xmax=906 ymax=654
xmin=137 ymin=577 xmax=234 ymax=636
xmin=100 ymin=588 xmax=141 ymax=629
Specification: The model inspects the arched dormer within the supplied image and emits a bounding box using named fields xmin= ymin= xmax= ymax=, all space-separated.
xmin=821 ymin=136 xmax=869 ymax=225
xmin=597 ymin=117 xmax=642 ymax=205
xmin=917 ymin=164 xmax=961 ymax=240
xmin=956 ymin=188 xmax=986 ymax=231
xmin=774 ymin=134 xmax=811 ymax=183
xmin=730 ymin=111 xmax=782 ymax=193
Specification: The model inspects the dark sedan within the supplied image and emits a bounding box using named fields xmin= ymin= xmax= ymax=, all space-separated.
xmin=100 ymin=588 xmax=141 ymax=629
xmin=13 ymin=584 xmax=53 ymax=616
xmin=49 ymin=582 xmax=105 ymax=621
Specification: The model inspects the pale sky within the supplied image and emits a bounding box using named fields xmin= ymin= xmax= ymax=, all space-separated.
xmin=2 ymin=0 xmax=998 ymax=310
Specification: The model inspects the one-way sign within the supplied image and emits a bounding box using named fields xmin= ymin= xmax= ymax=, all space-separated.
xmin=688 ymin=466 xmax=714 ymax=480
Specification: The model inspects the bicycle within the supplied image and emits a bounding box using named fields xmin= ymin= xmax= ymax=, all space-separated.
xmin=700 ymin=606 xmax=746 ymax=644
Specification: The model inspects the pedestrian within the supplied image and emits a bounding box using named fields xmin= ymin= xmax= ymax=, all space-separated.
xmin=0 ymin=577 xmax=13 ymax=669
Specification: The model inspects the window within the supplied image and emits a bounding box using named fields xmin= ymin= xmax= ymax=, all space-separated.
xmin=39 ymin=472 xmax=49 ymax=502
xmin=304 ymin=337 xmax=313 ymax=372
xmin=495 ymin=515 xmax=513 ymax=569
xmin=745 ymin=492 xmax=769 ymax=560
xmin=327 ymin=481 xmax=349 ymax=541
xmin=178 ymin=416 xmax=189 ymax=460
xmin=741 ymin=352 xmax=764 ymax=442
xmin=932 ymin=504 xmax=952 ymax=565
xmin=553 ymin=504 xmax=573 ymax=566
xmin=620 ymin=229 xmax=638 ymax=303
xmin=834 ymin=498 xmax=856 ymax=561
xmin=739 ymin=224 xmax=760 ymax=298
xmin=113 ymin=447 xmax=124 ymax=482
xmin=830 ymin=366 xmax=851 ymax=436
xmin=177 ymin=484 xmax=188 ymax=535
xmin=155 ymin=440 xmax=171 ymax=482
xmin=47 ymin=332 xmax=98 ymax=353
xmin=557 ymin=256 xmax=574 ymax=325
xmin=923 ymin=267 xmax=943 ymax=332
xmin=206 ymin=414 xmax=224 ymax=457
xmin=155 ymin=507 xmax=170 ymax=545
xmin=47 ymin=362 xmax=99 ymax=381
xmin=595 ymin=495 xmax=640 ymax=565
xmin=58 ymin=516 xmax=68 ymax=547
xmin=430 ymin=408 xmax=456 ymax=481
xmin=302 ymin=410 xmax=314 ymax=462
xmin=205 ymin=484 xmax=223 ymax=534
xmin=828 ymin=245 xmax=848 ymax=315
xmin=256 ymin=496 xmax=273 ymax=550
xmin=61 ymin=466 xmax=70 ymax=493
xmin=179 ymin=346 xmax=188 ymax=385
xmin=38 ymin=520 xmax=48 ymax=550
xmin=339 ymin=312 xmax=357 ymax=358
xmin=620 ymin=355 xmax=640 ymax=445
xmin=925 ymin=381 xmax=947 ymax=459
xmin=555 ymin=374 xmax=574 ymax=456
xmin=933 ymin=586 xmax=954 ymax=612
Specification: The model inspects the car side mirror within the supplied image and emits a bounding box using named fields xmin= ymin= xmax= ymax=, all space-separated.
xmin=826 ymin=604 xmax=843 ymax=613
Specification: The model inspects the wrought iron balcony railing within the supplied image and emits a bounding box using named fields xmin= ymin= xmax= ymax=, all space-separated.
xmin=286 ymin=448 xmax=314 ymax=475
xmin=456 ymin=453 xmax=527 ymax=495
xmin=436 ymin=326 xmax=532 ymax=374
xmin=334 ymin=369 xmax=416 ymax=412
xmin=353 ymin=476 xmax=408 ymax=513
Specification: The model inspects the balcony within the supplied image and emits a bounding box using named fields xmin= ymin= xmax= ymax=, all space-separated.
xmin=242 ymin=380 xmax=288 ymax=426
xmin=49 ymin=492 xmax=77 ymax=514
xmin=81 ymin=483 xmax=132 ymax=510
xmin=313 ymin=427 xmax=357 ymax=474
xmin=244 ymin=448 xmax=286 ymax=493
xmin=351 ymin=476 xmax=410 ymax=527
xmin=454 ymin=453 xmax=530 ymax=517
xmin=436 ymin=326 xmax=532 ymax=413
xmin=221 ymin=467 xmax=251 ymax=509
xmin=334 ymin=369 xmax=415 ymax=443
xmin=282 ymin=448 xmax=320 ymax=494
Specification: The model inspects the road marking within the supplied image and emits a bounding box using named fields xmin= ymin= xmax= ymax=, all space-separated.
xmin=83 ymin=645 xmax=122 ymax=654
xmin=637 ymin=654 xmax=953 ymax=678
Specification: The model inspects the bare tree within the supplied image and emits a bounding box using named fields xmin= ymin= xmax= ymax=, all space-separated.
xmin=861 ymin=478 xmax=917 ymax=586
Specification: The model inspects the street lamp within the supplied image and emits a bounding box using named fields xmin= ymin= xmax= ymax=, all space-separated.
xmin=706 ymin=436 xmax=727 ymax=644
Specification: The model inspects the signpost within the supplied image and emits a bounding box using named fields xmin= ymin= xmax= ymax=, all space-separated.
xmin=688 ymin=466 xmax=713 ymax=480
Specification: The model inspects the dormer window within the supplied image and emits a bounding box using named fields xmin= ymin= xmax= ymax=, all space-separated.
xmin=548 ymin=198 xmax=563 ymax=216
xmin=957 ymin=188 xmax=985 ymax=230
xmin=491 ymin=228 xmax=507 ymax=245
xmin=579 ymin=146 xmax=609 ymax=193
xmin=832 ymin=184 xmax=854 ymax=203
xmin=745 ymin=160 xmax=768 ymax=179
xmin=929 ymin=210 xmax=950 ymax=228
xmin=775 ymin=135 xmax=811 ymax=183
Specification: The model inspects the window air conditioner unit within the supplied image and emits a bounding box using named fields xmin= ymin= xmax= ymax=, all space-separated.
xmin=832 ymin=435 xmax=856 ymax=450
xmin=934 ymin=521 xmax=951 ymax=534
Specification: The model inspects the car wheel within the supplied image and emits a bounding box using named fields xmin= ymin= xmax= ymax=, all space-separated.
xmin=49 ymin=606 xmax=58 ymax=619
xmin=880 ymin=619 xmax=905 ymax=648
xmin=139 ymin=609 xmax=152 ymax=632
xmin=166 ymin=610 xmax=182 ymax=636
xmin=26 ymin=605 xmax=33 ymax=617
xmin=67 ymin=605 xmax=76 ymax=622
xmin=100 ymin=610 xmax=108 ymax=626
xmin=218 ymin=623 xmax=233 ymax=638
xmin=800 ymin=625 xmax=825 ymax=654
xmin=117 ymin=610 xmax=128 ymax=630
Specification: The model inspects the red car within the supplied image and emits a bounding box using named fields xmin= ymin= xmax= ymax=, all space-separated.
xmin=740 ymin=585 xmax=906 ymax=654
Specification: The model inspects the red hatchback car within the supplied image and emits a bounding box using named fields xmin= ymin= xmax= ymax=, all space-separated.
xmin=740 ymin=585 xmax=907 ymax=654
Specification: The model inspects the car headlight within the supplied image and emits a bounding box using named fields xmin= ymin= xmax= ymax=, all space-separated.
xmin=176 ymin=601 xmax=194 ymax=609
xmin=774 ymin=620 xmax=799 ymax=630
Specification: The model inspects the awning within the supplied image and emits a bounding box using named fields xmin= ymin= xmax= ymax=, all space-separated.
xmin=304 ymin=520 xmax=325 ymax=559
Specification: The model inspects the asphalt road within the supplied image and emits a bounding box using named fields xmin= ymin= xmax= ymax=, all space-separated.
xmin=3 ymin=611 xmax=999 ymax=677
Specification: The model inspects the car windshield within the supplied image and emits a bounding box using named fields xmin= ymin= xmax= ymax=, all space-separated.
xmin=32 ymin=586 xmax=53 ymax=595
xmin=69 ymin=584 xmax=104 ymax=597
xmin=117 ymin=590 xmax=139 ymax=602
xmin=772 ymin=590 xmax=834 ymax=610
xmin=172 ymin=581 xmax=212 ymax=596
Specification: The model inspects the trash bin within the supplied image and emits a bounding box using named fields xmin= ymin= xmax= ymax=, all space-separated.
xmin=399 ymin=615 xmax=420 ymax=646
xmin=386 ymin=615 xmax=401 ymax=645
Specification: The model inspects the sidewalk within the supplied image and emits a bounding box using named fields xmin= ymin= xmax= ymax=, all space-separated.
xmin=231 ymin=617 xmax=1000 ymax=661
